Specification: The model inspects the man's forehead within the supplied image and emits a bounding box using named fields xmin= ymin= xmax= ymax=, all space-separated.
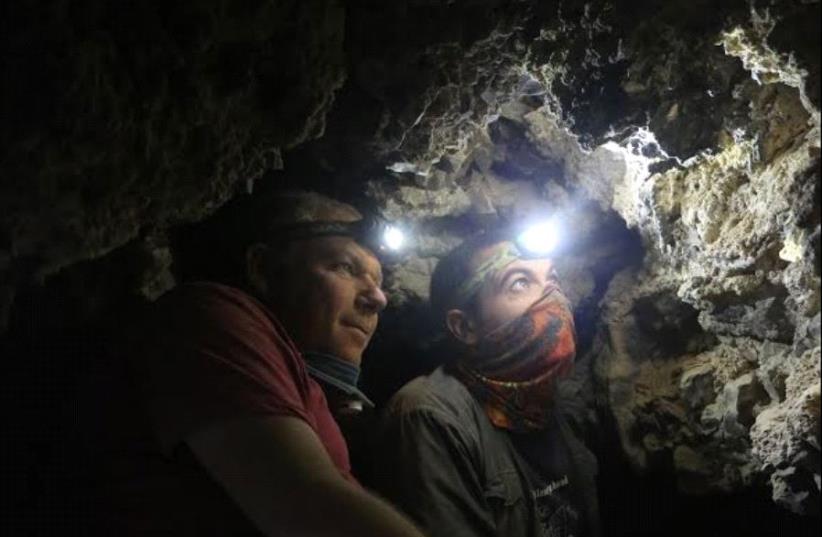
xmin=471 ymin=241 xmax=555 ymax=269
xmin=313 ymin=206 xmax=361 ymax=223
xmin=496 ymin=256 xmax=555 ymax=276
xmin=468 ymin=241 xmax=556 ymax=290
xmin=305 ymin=235 xmax=382 ymax=270
xmin=470 ymin=241 xmax=516 ymax=270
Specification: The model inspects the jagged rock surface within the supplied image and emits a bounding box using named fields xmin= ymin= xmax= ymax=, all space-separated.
xmin=0 ymin=0 xmax=345 ymax=309
xmin=355 ymin=0 xmax=821 ymax=515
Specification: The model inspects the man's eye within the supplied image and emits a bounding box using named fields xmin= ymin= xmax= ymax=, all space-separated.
xmin=333 ymin=262 xmax=355 ymax=274
xmin=509 ymin=277 xmax=531 ymax=292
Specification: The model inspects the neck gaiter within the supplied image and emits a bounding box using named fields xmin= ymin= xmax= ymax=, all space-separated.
xmin=303 ymin=351 xmax=374 ymax=409
xmin=453 ymin=289 xmax=576 ymax=432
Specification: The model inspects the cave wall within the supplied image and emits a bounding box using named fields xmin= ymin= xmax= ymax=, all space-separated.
xmin=1 ymin=0 xmax=819 ymax=533
xmin=343 ymin=0 xmax=821 ymax=516
xmin=0 ymin=0 xmax=346 ymax=324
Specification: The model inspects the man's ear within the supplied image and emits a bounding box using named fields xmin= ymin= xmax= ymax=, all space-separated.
xmin=445 ymin=309 xmax=479 ymax=345
xmin=245 ymin=243 xmax=270 ymax=296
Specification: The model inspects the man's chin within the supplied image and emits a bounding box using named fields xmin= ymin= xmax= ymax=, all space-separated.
xmin=336 ymin=350 xmax=363 ymax=366
xmin=332 ymin=329 xmax=370 ymax=364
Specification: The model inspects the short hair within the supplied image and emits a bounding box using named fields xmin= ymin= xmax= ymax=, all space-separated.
xmin=172 ymin=189 xmax=362 ymax=286
xmin=429 ymin=228 xmax=510 ymax=325
xmin=260 ymin=190 xmax=362 ymax=234
xmin=241 ymin=189 xmax=362 ymax=246
xmin=246 ymin=189 xmax=362 ymax=276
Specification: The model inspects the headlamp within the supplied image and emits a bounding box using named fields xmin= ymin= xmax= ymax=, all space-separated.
xmin=454 ymin=217 xmax=564 ymax=305
xmin=272 ymin=215 xmax=409 ymax=261
xmin=514 ymin=219 xmax=561 ymax=258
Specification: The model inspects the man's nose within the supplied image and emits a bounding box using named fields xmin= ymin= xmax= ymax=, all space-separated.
xmin=358 ymin=280 xmax=388 ymax=313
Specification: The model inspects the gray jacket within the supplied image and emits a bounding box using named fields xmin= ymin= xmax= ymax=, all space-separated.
xmin=373 ymin=366 xmax=601 ymax=537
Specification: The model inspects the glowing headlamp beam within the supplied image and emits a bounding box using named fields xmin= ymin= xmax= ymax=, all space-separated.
xmin=516 ymin=220 xmax=560 ymax=256
xmin=382 ymin=225 xmax=406 ymax=252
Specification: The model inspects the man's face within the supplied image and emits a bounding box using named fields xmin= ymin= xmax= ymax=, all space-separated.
xmin=271 ymin=236 xmax=387 ymax=364
xmin=469 ymin=241 xmax=571 ymax=337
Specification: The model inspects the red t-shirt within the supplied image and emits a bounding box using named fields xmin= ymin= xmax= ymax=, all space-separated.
xmin=99 ymin=282 xmax=353 ymax=535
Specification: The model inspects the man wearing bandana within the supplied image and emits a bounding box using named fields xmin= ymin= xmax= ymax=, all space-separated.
xmin=373 ymin=230 xmax=601 ymax=537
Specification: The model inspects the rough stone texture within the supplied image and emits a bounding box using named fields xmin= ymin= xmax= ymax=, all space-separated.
xmin=751 ymin=347 xmax=822 ymax=514
xmin=565 ymin=6 xmax=821 ymax=516
xmin=356 ymin=0 xmax=820 ymax=516
xmin=0 ymin=0 xmax=345 ymax=297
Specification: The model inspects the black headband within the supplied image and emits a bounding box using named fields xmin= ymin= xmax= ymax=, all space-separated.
xmin=270 ymin=216 xmax=404 ymax=262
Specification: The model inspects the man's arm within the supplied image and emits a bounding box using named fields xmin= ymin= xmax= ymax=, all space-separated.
xmin=188 ymin=415 xmax=425 ymax=537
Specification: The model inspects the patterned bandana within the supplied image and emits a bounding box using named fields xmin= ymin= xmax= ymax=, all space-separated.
xmin=453 ymin=289 xmax=576 ymax=432
xmin=454 ymin=242 xmax=522 ymax=307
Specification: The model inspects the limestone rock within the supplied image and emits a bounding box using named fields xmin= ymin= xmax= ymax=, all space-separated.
xmin=0 ymin=0 xmax=345 ymax=294
xmin=751 ymin=348 xmax=821 ymax=514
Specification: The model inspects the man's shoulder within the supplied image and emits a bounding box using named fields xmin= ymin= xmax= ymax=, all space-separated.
xmin=146 ymin=282 xmax=297 ymax=353
xmin=152 ymin=282 xmax=273 ymax=327
xmin=385 ymin=366 xmax=479 ymax=425
xmin=158 ymin=281 xmax=262 ymax=311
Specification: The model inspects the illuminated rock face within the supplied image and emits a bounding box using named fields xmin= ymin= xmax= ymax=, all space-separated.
xmin=1 ymin=0 xmax=819 ymax=524
xmin=580 ymin=67 xmax=819 ymax=513
xmin=350 ymin=1 xmax=820 ymax=518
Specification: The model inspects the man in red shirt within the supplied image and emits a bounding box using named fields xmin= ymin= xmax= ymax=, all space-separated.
xmin=102 ymin=191 xmax=425 ymax=537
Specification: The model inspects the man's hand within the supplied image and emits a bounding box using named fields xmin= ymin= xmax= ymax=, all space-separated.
xmin=188 ymin=415 xmax=425 ymax=537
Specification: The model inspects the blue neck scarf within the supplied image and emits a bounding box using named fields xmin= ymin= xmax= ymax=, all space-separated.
xmin=303 ymin=352 xmax=374 ymax=408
